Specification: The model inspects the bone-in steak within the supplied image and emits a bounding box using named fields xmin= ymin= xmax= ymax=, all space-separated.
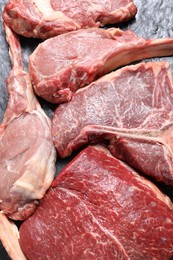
xmin=29 ymin=28 xmax=173 ymax=103
xmin=19 ymin=145 xmax=173 ymax=260
xmin=2 ymin=0 xmax=137 ymax=39
xmin=52 ymin=62 xmax=173 ymax=186
xmin=0 ymin=212 xmax=26 ymax=260
xmin=0 ymin=24 xmax=56 ymax=220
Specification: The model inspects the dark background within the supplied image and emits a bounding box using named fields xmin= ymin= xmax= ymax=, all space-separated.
xmin=0 ymin=0 xmax=173 ymax=259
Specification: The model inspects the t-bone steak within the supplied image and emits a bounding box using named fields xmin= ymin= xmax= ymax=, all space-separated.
xmin=2 ymin=0 xmax=137 ymax=39
xmin=19 ymin=145 xmax=173 ymax=260
xmin=0 ymin=24 xmax=56 ymax=220
xmin=29 ymin=27 xmax=173 ymax=103
xmin=52 ymin=61 xmax=173 ymax=186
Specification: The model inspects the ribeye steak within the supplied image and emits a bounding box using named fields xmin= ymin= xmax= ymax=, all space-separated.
xmin=19 ymin=145 xmax=173 ymax=260
xmin=0 ymin=24 xmax=56 ymax=220
xmin=29 ymin=27 xmax=173 ymax=103
xmin=2 ymin=0 xmax=137 ymax=39
xmin=52 ymin=61 xmax=173 ymax=186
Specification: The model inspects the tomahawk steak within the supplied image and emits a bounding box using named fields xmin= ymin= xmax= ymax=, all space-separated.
xmin=52 ymin=61 xmax=173 ymax=186
xmin=2 ymin=0 xmax=137 ymax=39
xmin=0 ymin=24 xmax=56 ymax=220
xmin=29 ymin=27 xmax=173 ymax=103
xmin=19 ymin=145 xmax=173 ymax=260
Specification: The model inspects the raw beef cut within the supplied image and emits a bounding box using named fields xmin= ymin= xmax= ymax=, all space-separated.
xmin=52 ymin=61 xmax=173 ymax=186
xmin=29 ymin=27 xmax=173 ymax=103
xmin=2 ymin=0 xmax=137 ymax=39
xmin=0 ymin=24 xmax=56 ymax=220
xmin=19 ymin=145 xmax=173 ymax=260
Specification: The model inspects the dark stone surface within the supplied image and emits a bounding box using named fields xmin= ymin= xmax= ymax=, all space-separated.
xmin=0 ymin=0 xmax=173 ymax=259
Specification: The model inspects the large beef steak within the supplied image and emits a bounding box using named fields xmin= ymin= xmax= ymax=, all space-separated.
xmin=52 ymin=61 xmax=173 ymax=186
xmin=19 ymin=145 xmax=173 ymax=260
xmin=29 ymin=28 xmax=173 ymax=103
xmin=2 ymin=0 xmax=137 ymax=39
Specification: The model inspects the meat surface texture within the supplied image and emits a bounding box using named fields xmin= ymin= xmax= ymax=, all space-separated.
xmin=19 ymin=145 xmax=173 ymax=260
xmin=52 ymin=61 xmax=173 ymax=186
xmin=29 ymin=27 xmax=173 ymax=103
xmin=2 ymin=0 xmax=137 ymax=39
xmin=0 ymin=24 xmax=56 ymax=220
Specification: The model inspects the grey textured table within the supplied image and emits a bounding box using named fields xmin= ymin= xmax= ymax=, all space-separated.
xmin=0 ymin=0 xmax=173 ymax=259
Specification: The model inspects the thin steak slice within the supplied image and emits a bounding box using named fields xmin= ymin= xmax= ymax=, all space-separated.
xmin=0 ymin=24 xmax=56 ymax=220
xmin=2 ymin=0 xmax=137 ymax=39
xmin=29 ymin=27 xmax=173 ymax=103
xmin=52 ymin=61 xmax=173 ymax=186
xmin=19 ymin=145 xmax=173 ymax=260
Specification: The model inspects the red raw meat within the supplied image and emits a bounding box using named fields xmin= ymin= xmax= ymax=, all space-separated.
xmin=2 ymin=0 xmax=137 ymax=39
xmin=19 ymin=145 xmax=173 ymax=260
xmin=29 ymin=27 xmax=173 ymax=103
xmin=0 ymin=24 xmax=56 ymax=220
xmin=52 ymin=61 xmax=173 ymax=186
